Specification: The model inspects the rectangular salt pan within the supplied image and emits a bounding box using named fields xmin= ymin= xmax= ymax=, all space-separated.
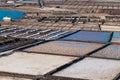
xmin=24 ymin=41 xmax=104 ymax=56
xmin=53 ymin=57 xmax=120 ymax=80
xmin=112 ymin=32 xmax=120 ymax=38
xmin=91 ymin=44 xmax=120 ymax=59
xmin=111 ymin=32 xmax=120 ymax=43
xmin=0 ymin=52 xmax=77 ymax=76
xmin=63 ymin=31 xmax=111 ymax=42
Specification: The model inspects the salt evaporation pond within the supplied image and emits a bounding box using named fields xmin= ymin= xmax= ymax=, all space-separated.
xmin=0 ymin=9 xmax=25 ymax=20
xmin=111 ymin=32 xmax=120 ymax=43
xmin=63 ymin=31 xmax=111 ymax=43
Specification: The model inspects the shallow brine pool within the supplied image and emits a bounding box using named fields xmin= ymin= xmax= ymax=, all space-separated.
xmin=0 ymin=9 xmax=25 ymax=20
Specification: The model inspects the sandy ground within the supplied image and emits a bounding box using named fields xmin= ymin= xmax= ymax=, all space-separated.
xmin=101 ymin=25 xmax=120 ymax=32
xmin=54 ymin=57 xmax=120 ymax=80
xmin=80 ymin=13 xmax=109 ymax=19
xmin=0 ymin=76 xmax=31 ymax=80
xmin=24 ymin=41 xmax=104 ymax=56
xmin=91 ymin=44 xmax=120 ymax=59
xmin=0 ymin=52 xmax=77 ymax=75
xmin=40 ymin=7 xmax=77 ymax=12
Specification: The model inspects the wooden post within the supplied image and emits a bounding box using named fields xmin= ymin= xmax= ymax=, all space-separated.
xmin=38 ymin=0 xmax=44 ymax=8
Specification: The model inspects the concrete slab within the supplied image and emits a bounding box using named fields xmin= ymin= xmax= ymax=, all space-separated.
xmin=53 ymin=57 xmax=120 ymax=80
xmin=24 ymin=41 xmax=104 ymax=56
xmin=0 ymin=52 xmax=77 ymax=76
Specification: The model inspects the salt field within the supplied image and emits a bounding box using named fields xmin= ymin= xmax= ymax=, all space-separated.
xmin=0 ymin=0 xmax=120 ymax=80
xmin=0 ymin=37 xmax=36 ymax=53
xmin=63 ymin=31 xmax=111 ymax=43
xmin=0 ymin=52 xmax=77 ymax=76
xmin=111 ymin=32 xmax=120 ymax=43
xmin=91 ymin=44 xmax=120 ymax=59
xmin=24 ymin=41 xmax=104 ymax=57
xmin=0 ymin=27 xmax=72 ymax=40
xmin=53 ymin=57 xmax=120 ymax=80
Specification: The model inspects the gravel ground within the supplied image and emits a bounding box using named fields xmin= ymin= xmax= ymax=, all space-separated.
xmin=0 ymin=52 xmax=77 ymax=75
xmin=24 ymin=41 xmax=104 ymax=56
xmin=91 ymin=44 xmax=120 ymax=59
xmin=53 ymin=57 xmax=120 ymax=80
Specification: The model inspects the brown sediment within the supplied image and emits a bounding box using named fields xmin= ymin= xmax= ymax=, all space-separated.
xmin=91 ymin=44 xmax=120 ymax=59
xmin=24 ymin=41 xmax=104 ymax=56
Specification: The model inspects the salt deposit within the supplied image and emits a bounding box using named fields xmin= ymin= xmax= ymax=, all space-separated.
xmin=54 ymin=57 xmax=120 ymax=80
xmin=0 ymin=52 xmax=77 ymax=75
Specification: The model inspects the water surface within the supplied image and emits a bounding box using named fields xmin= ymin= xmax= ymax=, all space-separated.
xmin=0 ymin=9 xmax=25 ymax=20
